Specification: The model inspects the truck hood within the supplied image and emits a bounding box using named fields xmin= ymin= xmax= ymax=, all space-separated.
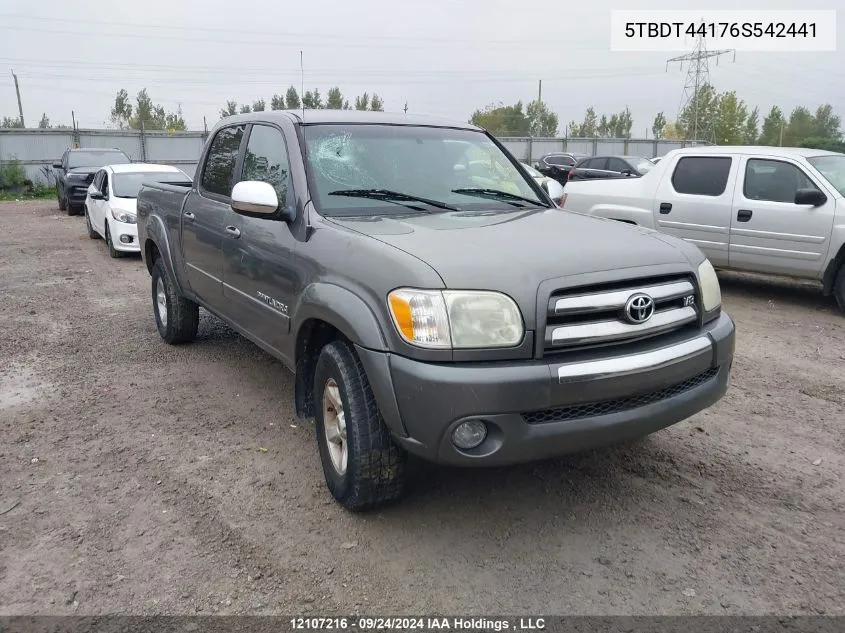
xmin=328 ymin=208 xmax=695 ymax=319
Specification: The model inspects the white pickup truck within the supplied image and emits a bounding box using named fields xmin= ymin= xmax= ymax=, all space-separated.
xmin=561 ymin=146 xmax=845 ymax=311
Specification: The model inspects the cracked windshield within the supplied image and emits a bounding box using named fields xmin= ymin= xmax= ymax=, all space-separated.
xmin=304 ymin=124 xmax=544 ymax=214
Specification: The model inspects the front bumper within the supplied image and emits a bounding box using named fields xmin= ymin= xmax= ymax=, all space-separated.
xmin=109 ymin=219 xmax=140 ymax=252
xmin=358 ymin=311 xmax=735 ymax=466
xmin=66 ymin=182 xmax=90 ymax=207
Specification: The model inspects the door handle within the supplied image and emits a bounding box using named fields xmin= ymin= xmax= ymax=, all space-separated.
xmin=183 ymin=211 xmax=195 ymax=221
xmin=737 ymin=209 xmax=753 ymax=222
xmin=659 ymin=202 xmax=672 ymax=214
xmin=225 ymin=226 xmax=241 ymax=238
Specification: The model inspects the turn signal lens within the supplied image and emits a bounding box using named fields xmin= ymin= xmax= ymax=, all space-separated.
xmin=387 ymin=289 xmax=451 ymax=349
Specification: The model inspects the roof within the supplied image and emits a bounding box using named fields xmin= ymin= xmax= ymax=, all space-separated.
xmin=214 ymin=109 xmax=481 ymax=130
xmin=668 ymin=145 xmax=841 ymax=158
xmin=69 ymin=147 xmax=126 ymax=153
xmin=106 ymin=163 xmax=186 ymax=174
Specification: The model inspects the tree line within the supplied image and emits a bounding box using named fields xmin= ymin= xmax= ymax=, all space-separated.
xmin=219 ymin=86 xmax=386 ymax=118
xmin=2 ymin=83 xmax=843 ymax=153
xmin=647 ymin=84 xmax=843 ymax=151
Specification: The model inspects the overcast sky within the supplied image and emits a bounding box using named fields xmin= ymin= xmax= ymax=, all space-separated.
xmin=1 ymin=0 xmax=842 ymax=136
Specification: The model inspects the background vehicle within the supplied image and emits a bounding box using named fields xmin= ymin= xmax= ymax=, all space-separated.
xmin=561 ymin=146 xmax=845 ymax=310
xmin=138 ymin=111 xmax=733 ymax=511
xmin=53 ymin=148 xmax=131 ymax=215
xmin=567 ymin=155 xmax=656 ymax=183
xmin=534 ymin=152 xmax=587 ymax=183
xmin=84 ymin=163 xmax=191 ymax=258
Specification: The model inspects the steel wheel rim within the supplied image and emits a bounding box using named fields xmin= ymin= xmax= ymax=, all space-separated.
xmin=322 ymin=378 xmax=347 ymax=475
xmin=156 ymin=276 xmax=168 ymax=328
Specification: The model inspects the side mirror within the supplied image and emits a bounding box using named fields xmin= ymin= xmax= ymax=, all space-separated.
xmin=87 ymin=185 xmax=103 ymax=200
xmin=231 ymin=180 xmax=288 ymax=219
xmin=794 ymin=188 xmax=826 ymax=206
xmin=546 ymin=179 xmax=566 ymax=206
xmin=620 ymin=169 xmax=633 ymax=176
xmin=53 ymin=162 xmax=62 ymax=169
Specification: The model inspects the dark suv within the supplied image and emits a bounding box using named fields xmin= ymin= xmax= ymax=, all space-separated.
xmin=535 ymin=152 xmax=587 ymax=184
xmin=54 ymin=148 xmax=132 ymax=215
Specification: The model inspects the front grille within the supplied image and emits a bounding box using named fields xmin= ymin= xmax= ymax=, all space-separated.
xmin=523 ymin=366 xmax=719 ymax=424
xmin=544 ymin=275 xmax=699 ymax=354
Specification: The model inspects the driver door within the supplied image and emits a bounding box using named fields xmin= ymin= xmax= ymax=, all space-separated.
xmin=89 ymin=170 xmax=106 ymax=234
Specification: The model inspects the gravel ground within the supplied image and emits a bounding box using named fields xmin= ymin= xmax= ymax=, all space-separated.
xmin=1 ymin=200 xmax=843 ymax=616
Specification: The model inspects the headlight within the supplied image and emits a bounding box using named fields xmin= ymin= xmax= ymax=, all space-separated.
xmin=111 ymin=209 xmax=137 ymax=224
xmin=387 ymin=288 xmax=524 ymax=349
xmin=697 ymin=259 xmax=721 ymax=313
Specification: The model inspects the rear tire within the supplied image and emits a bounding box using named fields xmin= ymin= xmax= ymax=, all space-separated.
xmin=834 ymin=264 xmax=845 ymax=313
xmin=105 ymin=222 xmax=123 ymax=258
xmin=314 ymin=340 xmax=407 ymax=511
xmin=85 ymin=206 xmax=100 ymax=239
xmin=151 ymin=257 xmax=199 ymax=344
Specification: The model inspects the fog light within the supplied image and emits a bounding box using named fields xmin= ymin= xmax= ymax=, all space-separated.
xmin=119 ymin=235 xmax=132 ymax=244
xmin=452 ymin=420 xmax=487 ymax=450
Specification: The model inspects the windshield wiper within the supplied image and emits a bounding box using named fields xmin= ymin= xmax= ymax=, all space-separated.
xmin=451 ymin=188 xmax=546 ymax=207
xmin=328 ymin=189 xmax=458 ymax=211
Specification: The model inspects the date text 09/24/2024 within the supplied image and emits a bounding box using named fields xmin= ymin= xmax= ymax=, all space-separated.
xmin=290 ymin=617 xmax=546 ymax=631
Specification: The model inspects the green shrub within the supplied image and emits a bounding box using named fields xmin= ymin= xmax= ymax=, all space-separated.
xmin=800 ymin=137 xmax=845 ymax=154
xmin=0 ymin=160 xmax=27 ymax=189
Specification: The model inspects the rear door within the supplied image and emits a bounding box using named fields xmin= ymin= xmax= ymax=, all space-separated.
xmin=181 ymin=123 xmax=247 ymax=304
xmin=729 ymin=156 xmax=835 ymax=276
xmin=221 ymin=122 xmax=299 ymax=358
xmin=653 ymin=154 xmax=737 ymax=267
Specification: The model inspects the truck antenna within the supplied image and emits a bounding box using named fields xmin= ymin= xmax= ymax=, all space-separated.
xmin=300 ymin=51 xmax=305 ymax=121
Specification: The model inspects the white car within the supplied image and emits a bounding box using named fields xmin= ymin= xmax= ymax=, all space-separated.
xmin=84 ymin=163 xmax=191 ymax=257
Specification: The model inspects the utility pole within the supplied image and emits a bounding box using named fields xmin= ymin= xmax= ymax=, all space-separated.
xmin=403 ymin=102 xmax=408 ymax=114
xmin=779 ymin=120 xmax=784 ymax=146
xmin=666 ymin=29 xmax=735 ymax=142
xmin=538 ymin=79 xmax=542 ymax=103
xmin=11 ymin=69 xmax=25 ymax=128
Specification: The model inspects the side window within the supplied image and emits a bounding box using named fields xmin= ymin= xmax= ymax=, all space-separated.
xmin=93 ymin=171 xmax=104 ymax=191
xmin=200 ymin=125 xmax=246 ymax=197
xmin=672 ymin=157 xmax=732 ymax=196
xmin=592 ymin=158 xmax=610 ymax=171
xmin=744 ymin=159 xmax=819 ymax=204
xmin=564 ymin=156 xmax=577 ymax=166
xmin=545 ymin=156 xmax=563 ymax=166
xmin=241 ymin=125 xmax=291 ymax=205
xmin=102 ymin=173 xmax=110 ymax=199
xmin=608 ymin=158 xmax=628 ymax=172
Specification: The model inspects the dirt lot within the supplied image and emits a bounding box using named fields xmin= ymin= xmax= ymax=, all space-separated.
xmin=1 ymin=200 xmax=843 ymax=616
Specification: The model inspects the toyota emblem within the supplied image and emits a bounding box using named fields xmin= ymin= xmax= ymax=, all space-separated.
xmin=624 ymin=293 xmax=655 ymax=324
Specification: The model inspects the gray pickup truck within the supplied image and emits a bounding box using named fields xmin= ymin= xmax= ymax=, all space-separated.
xmin=137 ymin=110 xmax=735 ymax=511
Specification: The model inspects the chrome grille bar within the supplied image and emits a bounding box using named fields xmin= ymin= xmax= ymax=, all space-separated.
xmin=553 ymin=280 xmax=694 ymax=315
xmin=550 ymin=306 xmax=698 ymax=347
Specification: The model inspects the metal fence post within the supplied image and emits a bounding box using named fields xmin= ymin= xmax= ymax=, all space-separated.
xmin=139 ymin=120 xmax=147 ymax=162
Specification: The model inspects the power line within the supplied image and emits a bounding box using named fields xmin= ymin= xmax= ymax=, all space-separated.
xmin=0 ymin=12 xmax=601 ymax=48
xmin=0 ymin=23 xmax=607 ymax=53
xmin=666 ymin=32 xmax=735 ymax=141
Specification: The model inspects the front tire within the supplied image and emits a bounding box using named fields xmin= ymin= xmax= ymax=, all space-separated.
xmin=105 ymin=222 xmax=123 ymax=258
xmin=834 ymin=263 xmax=845 ymax=312
xmin=85 ymin=206 xmax=100 ymax=239
xmin=314 ymin=340 xmax=407 ymax=511
xmin=57 ymin=186 xmax=67 ymax=211
xmin=151 ymin=258 xmax=199 ymax=344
